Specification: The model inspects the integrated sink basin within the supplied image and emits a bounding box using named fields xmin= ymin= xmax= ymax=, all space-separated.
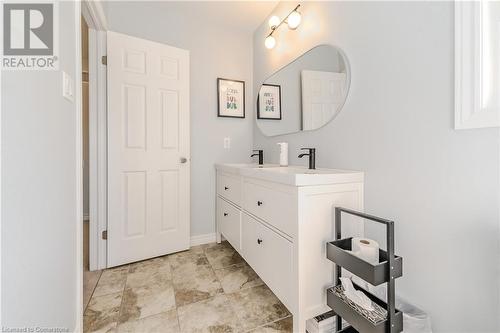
xmin=216 ymin=164 xmax=364 ymax=186
xmin=243 ymin=166 xmax=363 ymax=186
xmin=262 ymin=167 xmax=338 ymax=174
xmin=214 ymin=163 xmax=280 ymax=175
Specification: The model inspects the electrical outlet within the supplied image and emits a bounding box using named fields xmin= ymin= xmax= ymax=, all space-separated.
xmin=224 ymin=137 xmax=231 ymax=149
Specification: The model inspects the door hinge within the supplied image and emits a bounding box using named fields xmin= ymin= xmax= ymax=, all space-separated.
xmin=102 ymin=230 xmax=108 ymax=240
xmin=101 ymin=55 xmax=107 ymax=65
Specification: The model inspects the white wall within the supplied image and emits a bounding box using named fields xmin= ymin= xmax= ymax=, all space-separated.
xmin=253 ymin=2 xmax=499 ymax=332
xmin=103 ymin=1 xmax=254 ymax=238
xmin=1 ymin=1 xmax=79 ymax=330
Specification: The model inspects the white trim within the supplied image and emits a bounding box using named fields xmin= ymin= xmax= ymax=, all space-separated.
xmin=0 ymin=9 xmax=3 ymax=328
xmin=82 ymin=0 xmax=108 ymax=273
xmin=75 ymin=4 xmax=83 ymax=333
xmin=96 ymin=31 xmax=107 ymax=270
xmin=87 ymin=28 xmax=98 ymax=271
xmin=455 ymin=1 xmax=500 ymax=129
xmin=77 ymin=1 xmax=108 ymax=331
xmin=87 ymin=29 xmax=108 ymax=271
xmin=81 ymin=0 xmax=108 ymax=31
xmin=190 ymin=233 xmax=217 ymax=247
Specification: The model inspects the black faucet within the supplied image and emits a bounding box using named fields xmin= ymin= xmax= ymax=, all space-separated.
xmin=298 ymin=148 xmax=316 ymax=170
xmin=251 ymin=149 xmax=264 ymax=165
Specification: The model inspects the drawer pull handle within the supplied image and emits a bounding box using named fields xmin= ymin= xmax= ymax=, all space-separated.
xmin=257 ymin=238 xmax=263 ymax=244
xmin=224 ymin=186 xmax=229 ymax=190
xmin=257 ymin=201 xmax=263 ymax=206
xmin=223 ymin=213 xmax=228 ymax=217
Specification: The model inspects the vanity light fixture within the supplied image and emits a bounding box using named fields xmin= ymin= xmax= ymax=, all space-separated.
xmin=265 ymin=4 xmax=301 ymax=49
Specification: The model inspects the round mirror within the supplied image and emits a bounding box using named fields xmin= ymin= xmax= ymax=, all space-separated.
xmin=256 ymin=45 xmax=350 ymax=137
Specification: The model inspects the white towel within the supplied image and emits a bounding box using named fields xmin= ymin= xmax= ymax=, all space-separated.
xmin=340 ymin=277 xmax=374 ymax=311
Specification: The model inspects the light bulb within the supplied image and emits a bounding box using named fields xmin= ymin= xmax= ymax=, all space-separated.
xmin=287 ymin=11 xmax=301 ymax=30
xmin=265 ymin=35 xmax=276 ymax=49
xmin=268 ymin=15 xmax=280 ymax=29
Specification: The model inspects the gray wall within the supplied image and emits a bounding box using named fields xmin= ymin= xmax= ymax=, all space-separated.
xmin=253 ymin=2 xmax=499 ymax=332
xmin=103 ymin=1 xmax=254 ymax=237
xmin=1 ymin=1 xmax=78 ymax=329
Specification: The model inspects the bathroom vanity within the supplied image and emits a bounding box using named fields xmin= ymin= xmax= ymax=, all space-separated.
xmin=215 ymin=163 xmax=364 ymax=332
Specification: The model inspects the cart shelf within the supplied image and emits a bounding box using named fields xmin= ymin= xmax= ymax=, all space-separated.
xmin=327 ymin=284 xmax=403 ymax=333
xmin=326 ymin=237 xmax=403 ymax=286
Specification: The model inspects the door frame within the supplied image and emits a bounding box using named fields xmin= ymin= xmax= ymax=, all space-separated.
xmin=82 ymin=0 xmax=108 ymax=272
xmin=76 ymin=1 xmax=108 ymax=330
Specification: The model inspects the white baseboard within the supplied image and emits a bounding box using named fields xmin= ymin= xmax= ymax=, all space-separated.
xmin=190 ymin=233 xmax=216 ymax=247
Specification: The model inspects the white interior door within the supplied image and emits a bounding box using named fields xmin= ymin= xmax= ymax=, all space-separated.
xmin=301 ymin=70 xmax=346 ymax=131
xmin=107 ymin=31 xmax=190 ymax=267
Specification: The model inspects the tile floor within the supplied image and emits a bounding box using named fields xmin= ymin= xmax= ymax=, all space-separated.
xmin=83 ymin=221 xmax=102 ymax=309
xmin=83 ymin=241 xmax=293 ymax=333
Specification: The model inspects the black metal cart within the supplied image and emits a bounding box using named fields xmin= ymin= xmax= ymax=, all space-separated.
xmin=325 ymin=207 xmax=404 ymax=333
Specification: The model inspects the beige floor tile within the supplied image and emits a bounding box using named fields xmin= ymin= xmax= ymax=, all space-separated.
xmin=83 ymin=220 xmax=103 ymax=310
xmin=205 ymin=241 xmax=244 ymax=269
xmin=115 ymin=310 xmax=179 ymax=333
xmin=126 ymin=258 xmax=171 ymax=289
xmin=168 ymin=250 xmax=210 ymax=272
xmin=93 ymin=265 xmax=129 ymax=297
xmin=177 ymin=294 xmax=242 ymax=333
xmin=214 ymin=263 xmax=263 ymax=293
xmin=250 ymin=317 xmax=293 ymax=333
xmin=172 ymin=263 xmax=223 ymax=306
xmin=188 ymin=244 xmax=210 ymax=254
xmin=228 ymin=285 xmax=290 ymax=331
xmin=84 ymin=269 xmax=102 ymax=310
xmin=84 ymin=292 xmax=122 ymax=333
xmin=119 ymin=280 xmax=176 ymax=323
xmin=130 ymin=255 xmax=170 ymax=269
xmin=190 ymin=242 xmax=219 ymax=253
xmin=85 ymin=244 xmax=293 ymax=333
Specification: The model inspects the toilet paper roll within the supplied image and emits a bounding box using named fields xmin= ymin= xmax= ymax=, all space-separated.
xmin=351 ymin=237 xmax=379 ymax=265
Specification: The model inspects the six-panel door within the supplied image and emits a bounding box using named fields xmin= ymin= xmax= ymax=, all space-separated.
xmin=107 ymin=31 xmax=190 ymax=267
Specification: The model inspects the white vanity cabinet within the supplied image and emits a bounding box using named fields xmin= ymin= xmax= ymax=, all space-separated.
xmin=215 ymin=164 xmax=364 ymax=333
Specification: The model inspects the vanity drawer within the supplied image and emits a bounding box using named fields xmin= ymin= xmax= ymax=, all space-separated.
xmin=217 ymin=173 xmax=241 ymax=206
xmin=217 ymin=197 xmax=241 ymax=251
xmin=241 ymin=213 xmax=292 ymax=309
xmin=242 ymin=181 xmax=296 ymax=237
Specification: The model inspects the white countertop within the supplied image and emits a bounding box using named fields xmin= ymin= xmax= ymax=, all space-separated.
xmin=215 ymin=163 xmax=364 ymax=186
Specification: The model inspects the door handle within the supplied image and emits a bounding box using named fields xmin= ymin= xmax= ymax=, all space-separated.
xmin=257 ymin=238 xmax=263 ymax=244
xmin=257 ymin=201 xmax=263 ymax=206
xmin=180 ymin=157 xmax=188 ymax=163
xmin=224 ymin=186 xmax=229 ymax=190
xmin=224 ymin=213 xmax=228 ymax=217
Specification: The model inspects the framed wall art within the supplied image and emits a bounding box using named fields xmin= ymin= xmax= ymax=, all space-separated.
xmin=257 ymin=84 xmax=281 ymax=120
xmin=217 ymin=78 xmax=245 ymax=118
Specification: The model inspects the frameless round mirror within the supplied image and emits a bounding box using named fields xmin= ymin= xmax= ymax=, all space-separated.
xmin=256 ymin=44 xmax=350 ymax=137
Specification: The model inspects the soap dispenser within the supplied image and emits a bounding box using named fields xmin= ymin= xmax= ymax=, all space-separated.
xmin=277 ymin=142 xmax=288 ymax=167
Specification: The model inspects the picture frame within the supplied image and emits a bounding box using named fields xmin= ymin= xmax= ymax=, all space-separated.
xmin=257 ymin=84 xmax=282 ymax=120
xmin=217 ymin=78 xmax=245 ymax=118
